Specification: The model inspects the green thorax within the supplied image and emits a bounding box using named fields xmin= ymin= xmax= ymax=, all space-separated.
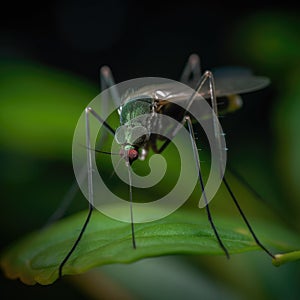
xmin=120 ymin=98 xmax=153 ymax=125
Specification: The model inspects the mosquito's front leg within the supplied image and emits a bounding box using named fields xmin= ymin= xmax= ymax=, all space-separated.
xmin=100 ymin=66 xmax=121 ymax=111
xmin=46 ymin=68 xmax=119 ymax=227
xmin=58 ymin=106 xmax=117 ymax=279
xmin=180 ymin=53 xmax=202 ymax=88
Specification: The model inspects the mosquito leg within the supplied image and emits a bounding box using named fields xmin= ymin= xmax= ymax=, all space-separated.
xmin=86 ymin=106 xmax=116 ymax=136
xmin=222 ymin=177 xmax=275 ymax=258
xmin=99 ymin=69 xmax=137 ymax=248
xmin=185 ymin=115 xmax=230 ymax=258
xmin=59 ymin=108 xmax=93 ymax=278
xmin=58 ymin=202 xmax=93 ymax=278
xmin=155 ymin=111 xmax=229 ymax=257
xmin=157 ymin=71 xmax=219 ymax=154
xmin=101 ymin=67 xmax=137 ymax=249
xmin=57 ymin=66 xmax=121 ymax=278
xmin=100 ymin=66 xmax=121 ymax=110
xmin=58 ymin=106 xmax=116 ymax=278
xmin=49 ymin=109 xmax=114 ymax=226
xmin=201 ymin=71 xmax=275 ymax=258
xmin=127 ymin=165 xmax=136 ymax=249
xmin=180 ymin=54 xmax=201 ymax=88
xmin=45 ymin=69 xmax=118 ymax=227
xmin=98 ymin=66 xmax=120 ymax=146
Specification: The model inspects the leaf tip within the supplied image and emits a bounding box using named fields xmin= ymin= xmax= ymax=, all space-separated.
xmin=272 ymin=250 xmax=300 ymax=267
xmin=272 ymin=254 xmax=283 ymax=267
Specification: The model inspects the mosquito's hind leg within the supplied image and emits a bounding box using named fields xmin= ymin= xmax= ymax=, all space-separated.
xmin=200 ymin=70 xmax=275 ymax=258
xmin=222 ymin=177 xmax=275 ymax=258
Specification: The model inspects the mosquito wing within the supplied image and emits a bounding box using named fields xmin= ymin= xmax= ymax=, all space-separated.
xmin=120 ymin=82 xmax=196 ymax=105
xmin=120 ymin=68 xmax=270 ymax=107
xmin=211 ymin=67 xmax=270 ymax=97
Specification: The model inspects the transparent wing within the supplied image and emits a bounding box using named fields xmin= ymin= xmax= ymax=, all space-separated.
xmin=120 ymin=68 xmax=270 ymax=106
xmin=212 ymin=67 xmax=270 ymax=97
xmin=121 ymin=83 xmax=195 ymax=105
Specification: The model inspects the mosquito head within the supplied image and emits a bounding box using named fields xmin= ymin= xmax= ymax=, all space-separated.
xmin=120 ymin=145 xmax=139 ymax=165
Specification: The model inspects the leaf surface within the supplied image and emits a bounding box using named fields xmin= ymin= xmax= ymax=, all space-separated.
xmin=1 ymin=208 xmax=299 ymax=285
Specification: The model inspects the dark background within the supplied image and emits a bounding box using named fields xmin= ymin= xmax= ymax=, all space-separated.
xmin=1 ymin=1 xmax=296 ymax=80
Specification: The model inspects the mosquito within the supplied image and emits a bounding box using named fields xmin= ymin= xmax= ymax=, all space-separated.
xmin=58 ymin=54 xmax=275 ymax=278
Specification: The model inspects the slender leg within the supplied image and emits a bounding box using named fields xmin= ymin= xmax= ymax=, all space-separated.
xmin=222 ymin=177 xmax=275 ymax=258
xmin=158 ymin=69 xmax=273 ymax=258
xmin=127 ymin=165 xmax=136 ymax=249
xmin=180 ymin=54 xmax=202 ymax=88
xmin=58 ymin=107 xmax=116 ymax=278
xmin=202 ymin=71 xmax=275 ymax=258
xmin=157 ymin=71 xmax=222 ymax=156
xmin=87 ymin=106 xmax=116 ymax=136
xmin=194 ymin=71 xmax=226 ymax=174
xmin=57 ymin=67 xmax=121 ymax=278
xmin=99 ymin=71 xmax=136 ymax=248
xmin=154 ymin=110 xmax=230 ymax=257
xmin=58 ymin=202 xmax=93 ymax=278
xmin=46 ymin=68 xmax=119 ymax=226
xmin=100 ymin=66 xmax=121 ymax=110
xmin=185 ymin=115 xmax=229 ymax=257
xmin=98 ymin=66 xmax=121 ymax=145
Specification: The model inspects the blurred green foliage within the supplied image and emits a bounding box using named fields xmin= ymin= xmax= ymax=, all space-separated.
xmin=0 ymin=59 xmax=97 ymax=158
xmin=232 ymin=12 xmax=300 ymax=73
xmin=228 ymin=11 xmax=300 ymax=226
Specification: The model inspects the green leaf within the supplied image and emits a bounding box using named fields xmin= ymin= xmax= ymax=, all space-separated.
xmin=1 ymin=207 xmax=299 ymax=286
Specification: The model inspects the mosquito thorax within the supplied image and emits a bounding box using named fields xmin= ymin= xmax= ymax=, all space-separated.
xmin=120 ymin=97 xmax=153 ymax=125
